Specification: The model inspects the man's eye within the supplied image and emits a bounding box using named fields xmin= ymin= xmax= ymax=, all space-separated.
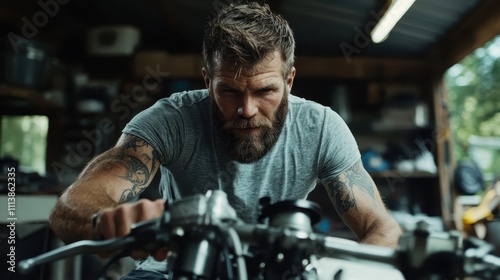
xmin=259 ymin=88 xmax=275 ymax=95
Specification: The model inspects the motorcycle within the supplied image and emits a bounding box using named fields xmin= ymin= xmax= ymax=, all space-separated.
xmin=19 ymin=190 xmax=500 ymax=279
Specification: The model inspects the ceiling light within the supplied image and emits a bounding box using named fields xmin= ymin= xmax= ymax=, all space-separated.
xmin=371 ymin=0 xmax=416 ymax=43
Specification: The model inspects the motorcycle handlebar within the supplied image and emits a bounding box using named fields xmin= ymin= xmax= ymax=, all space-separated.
xmin=18 ymin=236 xmax=135 ymax=274
xmin=19 ymin=222 xmax=399 ymax=274
xmin=231 ymin=223 xmax=399 ymax=267
xmin=17 ymin=190 xmax=500 ymax=279
xmin=18 ymin=220 xmax=500 ymax=278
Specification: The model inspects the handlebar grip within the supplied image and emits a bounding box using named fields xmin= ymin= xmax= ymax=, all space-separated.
xmin=18 ymin=236 xmax=135 ymax=274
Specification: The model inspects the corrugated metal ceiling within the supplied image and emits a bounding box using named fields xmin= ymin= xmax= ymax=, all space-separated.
xmin=160 ymin=0 xmax=485 ymax=58
xmin=0 ymin=0 xmax=489 ymax=59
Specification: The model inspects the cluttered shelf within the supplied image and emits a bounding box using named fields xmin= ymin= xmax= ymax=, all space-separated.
xmin=348 ymin=121 xmax=435 ymax=136
xmin=0 ymin=84 xmax=60 ymax=113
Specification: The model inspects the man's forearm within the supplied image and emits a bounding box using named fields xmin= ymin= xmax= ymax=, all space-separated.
xmin=49 ymin=136 xmax=161 ymax=243
xmin=360 ymin=219 xmax=402 ymax=248
xmin=49 ymin=186 xmax=117 ymax=244
xmin=50 ymin=201 xmax=95 ymax=244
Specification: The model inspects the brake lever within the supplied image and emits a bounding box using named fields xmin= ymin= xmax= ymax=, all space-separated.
xmin=19 ymin=215 xmax=168 ymax=274
xmin=18 ymin=236 xmax=135 ymax=274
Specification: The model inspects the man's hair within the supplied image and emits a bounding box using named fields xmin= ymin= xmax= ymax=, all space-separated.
xmin=202 ymin=2 xmax=295 ymax=78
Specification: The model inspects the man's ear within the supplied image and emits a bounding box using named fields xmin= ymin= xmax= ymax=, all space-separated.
xmin=286 ymin=66 xmax=296 ymax=93
xmin=202 ymin=68 xmax=210 ymax=90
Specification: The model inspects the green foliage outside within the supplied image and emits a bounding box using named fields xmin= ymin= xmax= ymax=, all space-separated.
xmin=445 ymin=35 xmax=500 ymax=180
xmin=0 ymin=115 xmax=48 ymax=175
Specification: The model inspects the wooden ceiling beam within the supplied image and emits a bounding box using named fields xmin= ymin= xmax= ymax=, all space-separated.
xmin=133 ymin=51 xmax=428 ymax=81
xmin=428 ymin=0 xmax=500 ymax=75
xmin=295 ymin=56 xmax=428 ymax=81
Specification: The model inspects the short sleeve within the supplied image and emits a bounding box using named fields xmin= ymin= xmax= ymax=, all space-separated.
xmin=318 ymin=108 xmax=361 ymax=182
xmin=122 ymin=98 xmax=185 ymax=165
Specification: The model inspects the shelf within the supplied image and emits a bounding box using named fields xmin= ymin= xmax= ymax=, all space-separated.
xmin=0 ymin=84 xmax=60 ymax=114
xmin=369 ymin=170 xmax=438 ymax=179
xmin=349 ymin=121 xmax=435 ymax=136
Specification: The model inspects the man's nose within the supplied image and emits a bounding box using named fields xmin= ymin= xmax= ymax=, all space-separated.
xmin=238 ymin=95 xmax=258 ymax=118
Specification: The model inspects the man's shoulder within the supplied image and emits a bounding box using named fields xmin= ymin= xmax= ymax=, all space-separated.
xmin=287 ymin=94 xmax=346 ymax=131
xmin=160 ymin=89 xmax=210 ymax=109
xmin=289 ymin=94 xmax=325 ymax=110
xmin=288 ymin=94 xmax=328 ymax=119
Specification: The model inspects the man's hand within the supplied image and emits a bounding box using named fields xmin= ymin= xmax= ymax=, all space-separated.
xmin=94 ymin=198 xmax=169 ymax=260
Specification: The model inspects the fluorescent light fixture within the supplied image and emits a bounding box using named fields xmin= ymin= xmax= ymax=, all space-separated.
xmin=371 ymin=0 xmax=416 ymax=43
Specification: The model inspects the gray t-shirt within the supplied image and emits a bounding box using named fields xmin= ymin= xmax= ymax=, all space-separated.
xmin=122 ymin=89 xmax=360 ymax=272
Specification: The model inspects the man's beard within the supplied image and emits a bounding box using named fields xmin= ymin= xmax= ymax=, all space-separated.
xmin=210 ymin=92 xmax=288 ymax=163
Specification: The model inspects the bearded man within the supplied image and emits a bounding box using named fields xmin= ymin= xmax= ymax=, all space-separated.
xmin=49 ymin=3 xmax=402 ymax=279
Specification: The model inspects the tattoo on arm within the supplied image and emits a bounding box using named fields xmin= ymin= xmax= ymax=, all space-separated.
xmin=116 ymin=136 xmax=160 ymax=203
xmin=122 ymin=136 xmax=161 ymax=172
xmin=325 ymin=179 xmax=357 ymax=214
xmin=324 ymin=160 xmax=376 ymax=214
xmin=345 ymin=161 xmax=375 ymax=198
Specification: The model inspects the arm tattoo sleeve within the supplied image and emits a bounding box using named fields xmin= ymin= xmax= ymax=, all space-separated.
xmin=324 ymin=160 xmax=375 ymax=214
xmin=344 ymin=160 xmax=375 ymax=199
xmin=116 ymin=136 xmax=160 ymax=203
xmin=325 ymin=179 xmax=357 ymax=214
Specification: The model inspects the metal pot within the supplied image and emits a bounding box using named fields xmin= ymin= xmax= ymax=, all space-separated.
xmin=1 ymin=40 xmax=51 ymax=90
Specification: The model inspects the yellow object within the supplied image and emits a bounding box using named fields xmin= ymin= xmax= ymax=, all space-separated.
xmin=463 ymin=183 xmax=500 ymax=226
